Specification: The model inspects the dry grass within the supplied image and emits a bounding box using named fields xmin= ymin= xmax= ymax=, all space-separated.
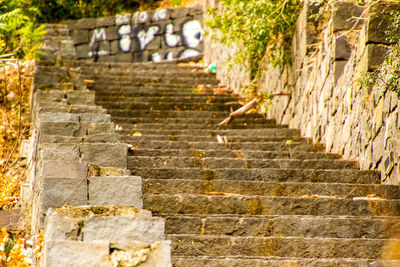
xmin=0 ymin=60 xmax=33 ymax=210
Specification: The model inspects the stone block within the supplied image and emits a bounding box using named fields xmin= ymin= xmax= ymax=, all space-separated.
xmin=88 ymin=176 xmax=142 ymax=207
xmin=151 ymin=9 xmax=170 ymax=22
xmin=366 ymin=44 xmax=388 ymax=71
xmin=110 ymin=40 xmax=120 ymax=54
xmin=170 ymin=7 xmax=189 ymax=18
xmin=105 ymin=26 xmax=119 ymax=41
xmin=96 ymin=16 xmax=115 ymax=27
xmin=97 ymin=55 xmax=116 ymax=62
xmin=67 ymin=91 xmax=95 ymax=105
xmin=60 ymin=82 xmax=74 ymax=91
xmin=76 ymin=44 xmax=91 ymax=59
xmin=116 ymin=14 xmax=132 ymax=26
xmin=40 ymin=161 xmax=88 ymax=179
xmin=110 ymin=241 xmax=171 ymax=267
xmin=86 ymin=122 xmax=115 ymax=135
xmin=116 ymin=52 xmax=134 ymax=62
xmin=367 ymin=5 xmax=396 ymax=44
xmin=83 ymin=215 xmax=164 ymax=242
xmin=79 ymin=113 xmax=111 ymax=123
xmin=40 ymin=143 xmax=80 ymax=161
xmin=83 ymin=133 xmax=120 ymax=143
xmin=73 ymin=29 xmax=89 ymax=45
xmin=42 ymin=240 xmax=109 ymax=267
xmin=80 ymin=143 xmax=127 ymax=168
xmin=332 ymin=2 xmax=364 ymax=32
xmin=76 ymin=18 xmax=98 ymax=29
xmin=335 ymin=35 xmax=351 ymax=60
xmin=20 ymin=139 xmax=30 ymax=159
xmin=38 ymin=121 xmax=86 ymax=137
xmin=44 ymin=210 xmax=79 ymax=241
xmin=334 ymin=60 xmax=347 ymax=86
xmin=34 ymin=90 xmax=65 ymax=103
xmin=42 ymin=177 xmax=88 ymax=209
xmin=189 ymin=5 xmax=203 ymax=16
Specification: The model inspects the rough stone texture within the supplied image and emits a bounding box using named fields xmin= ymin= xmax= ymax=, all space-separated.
xmin=40 ymin=161 xmax=88 ymax=179
xmin=204 ymin=1 xmax=400 ymax=185
xmin=80 ymin=143 xmax=127 ymax=168
xmin=88 ymin=176 xmax=142 ymax=207
xmin=40 ymin=143 xmax=80 ymax=161
xmin=83 ymin=216 xmax=164 ymax=242
xmin=42 ymin=240 xmax=110 ymax=267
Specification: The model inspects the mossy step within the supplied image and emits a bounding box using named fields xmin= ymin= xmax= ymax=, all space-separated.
xmin=172 ymin=256 xmax=400 ymax=267
xmin=128 ymin=148 xmax=338 ymax=160
xmin=124 ymin=140 xmax=322 ymax=152
xmin=143 ymin=179 xmax=400 ymax=199
xmin=163 ymin=214 xmax=400 ymax=239
xmin=131 ymin=168 xmax=380 ymax=184
xmin=144 ymin=194 xmax=400 ymax=216
xmin=96 ymin=101 xmax=241 ymax=112
xmin=128 ymin=156 xmax=358 ymax=169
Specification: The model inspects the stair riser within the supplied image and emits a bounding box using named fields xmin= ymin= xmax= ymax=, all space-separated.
xmin=144 ymin=195 xmax=400 ymax=216
xmin=112 ymin=117 xmax=275 ymax=126
xmin=164 ymin=215 xmax=400 ymax=239
xmin=143 ymin=180 xmax=400 ymax=199
xmin=97 ymin=102 xmax=241 ymax=111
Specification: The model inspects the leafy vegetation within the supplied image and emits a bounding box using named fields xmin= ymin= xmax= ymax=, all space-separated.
xmin=205 ymin=0 xmax=303 ymax=79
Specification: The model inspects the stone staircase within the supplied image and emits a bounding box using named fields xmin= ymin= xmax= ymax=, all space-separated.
xmin=70 ymin=60 xmax=400 ymax=266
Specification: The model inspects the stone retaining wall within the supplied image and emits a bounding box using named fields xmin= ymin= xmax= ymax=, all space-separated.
xmin=204 ymin=1 xmax=400 ymax=185
xmin=70 ymin=6 xmax=204 ymax=63
xmin=23 ymin=24 xmax=171 ymax=266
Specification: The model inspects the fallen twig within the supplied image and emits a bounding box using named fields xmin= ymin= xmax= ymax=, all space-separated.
xmin=218 ymin=98 xmax=258 ymax=126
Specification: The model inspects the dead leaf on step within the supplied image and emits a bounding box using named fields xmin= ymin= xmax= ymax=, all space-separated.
xmin=206 ymin=192 xmax=241 ymax=196
xmin=130 ymin=132 xmax=142 ymax=137
xmin=128 ymin=146 xmax=139 ymax=151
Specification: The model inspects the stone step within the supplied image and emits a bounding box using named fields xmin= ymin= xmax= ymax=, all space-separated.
xmin=128 ymin=156 xmax=358 ymax=169
xmin=106 ymin=109 xmax=262 ymax=119
xmin=162 ymin=214 xmax=400 ymax=239
xmin=167 ymin=234 xmax=399 ymax=259
xmin=124 ymin=140 xmax=323 ymax=152
xmin=95 ymin=95 xmax=237 ymax=103
xmin=95 ymin=90 xmax=222 ymax=97
xmin=91 ymin=83 xmax=213 ymax=91
xmin=128 ymin=148 xmax=339 ymax=160
xmin=81 ymin=70 xmax=214 ymax=79
xmin=118 ymin=127 xmax=301 ymax=138
xmin=172 ymin=256 xmax=400 ymax=267
xmin=96 ymin=101 xmax=241 ymax=112
xmin=131 ymin=168 xmax=381 ymax=184
xmin=144 ymin=194 xmax=400 ymax=216
xmin=112 ymin=116 xmax=274 ymax=126
xmin=143 ymin=179 xmax=400 ymax=199
xmin=86 ymin=75 xmax=218 ymax=85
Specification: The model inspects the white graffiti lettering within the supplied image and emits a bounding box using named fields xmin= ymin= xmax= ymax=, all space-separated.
xmin=137 ymin=26 xmax=159 ymax=50
xmin=165 ymin=24 xmax=180 ymax=47
xmin=116 ymin=14 xmax=131 ymax=25
xmin=151 ymin=52 xmax=162 ymax=62
xmin=133 ymin=12 xmax=149 ymax=24
xmin=182 ymin=20 xmax=203 ymax=48
xmin=153 ymin=9 xmax=168 ymax=21
xmin=118 ymin=25 xmax=132 ymax=52
xmin=165 ymin=51 xmax=174 ymax=61
xmin=89 ymin=28 xmax=108 ymax=57
xmin=180 ymin=49 xmax=200 ymax=58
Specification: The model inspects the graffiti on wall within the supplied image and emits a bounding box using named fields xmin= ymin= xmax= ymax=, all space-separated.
xmin=87 ymin=8 xmax=203 ymax=62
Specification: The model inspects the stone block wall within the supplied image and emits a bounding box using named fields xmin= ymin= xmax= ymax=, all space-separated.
xmin=70 ymin=6 xmax=204 ymax=63
xmin=204 ymin=1 xmax=400 ymax=185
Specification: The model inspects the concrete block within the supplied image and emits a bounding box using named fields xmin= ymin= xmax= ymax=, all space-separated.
xmin=83 ymin=216 xmax=164 ymax=242
xmin=41 ymin=143 xmax=80 ymax=161
xmin=42 ymin=240 xmax=110 ymax=267
xmin=80 ymin=143 xmax=127 ymax=168
xmin=42 ymin=177 xmax=88 ymax=209
xmin=39 ymin=112 xmax=79 ymax=123
xmin=67 ymin=91 xmax=95 ymax=105
xmin=110 ymin=241 xmax=171 ymax=267
xmin=41 ymin=161 xmax=88 ymax=179
xmin=88 ymin=176 xmax=142 ymax=207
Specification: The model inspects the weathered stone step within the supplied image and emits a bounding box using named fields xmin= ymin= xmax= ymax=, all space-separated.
xmin=163 ymin=214 xmax=400 ymax=239
xmin=96 ymin=101 xmax=241 ymax=111
xmin=87 ymin=75 xmax=218 ymax=85
xmin=112 ymin=116 xmax=274 ymax=126
xmin=129 ymin=156 xmax=358 ymax=169
xmin=81 ymin=70 xmax=214 ymax=79
xmin=144 ymin=194 xmax=400 ymax=216
xmin=167 ymin=234 xmax=398 ymax=259
xmin=95 ymin=90 xmax=221 ymax=97
xmin=124 ymin=140 xmax=322 ymax=152
xmin=131 ymin=168 xmax=380 ymax=184
xmin=95 ymin=95 xmax=237 ymax=103
xmin=118 ymin=127 xmax=301 ymax=138
xmin=91 ymin=83 xmax=212 ymax=92
xmin=107 ymin=109 xmax=261 ymax=119
xmin=143 ymin=179 xmax=400 ymax=199
xmin=119 ymin=123 xmax=287 ymax=131
xmin=129 ymin=148 xmax=338 ymax=160
xmin=172 ymin=256 xmax=400 ymax=267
